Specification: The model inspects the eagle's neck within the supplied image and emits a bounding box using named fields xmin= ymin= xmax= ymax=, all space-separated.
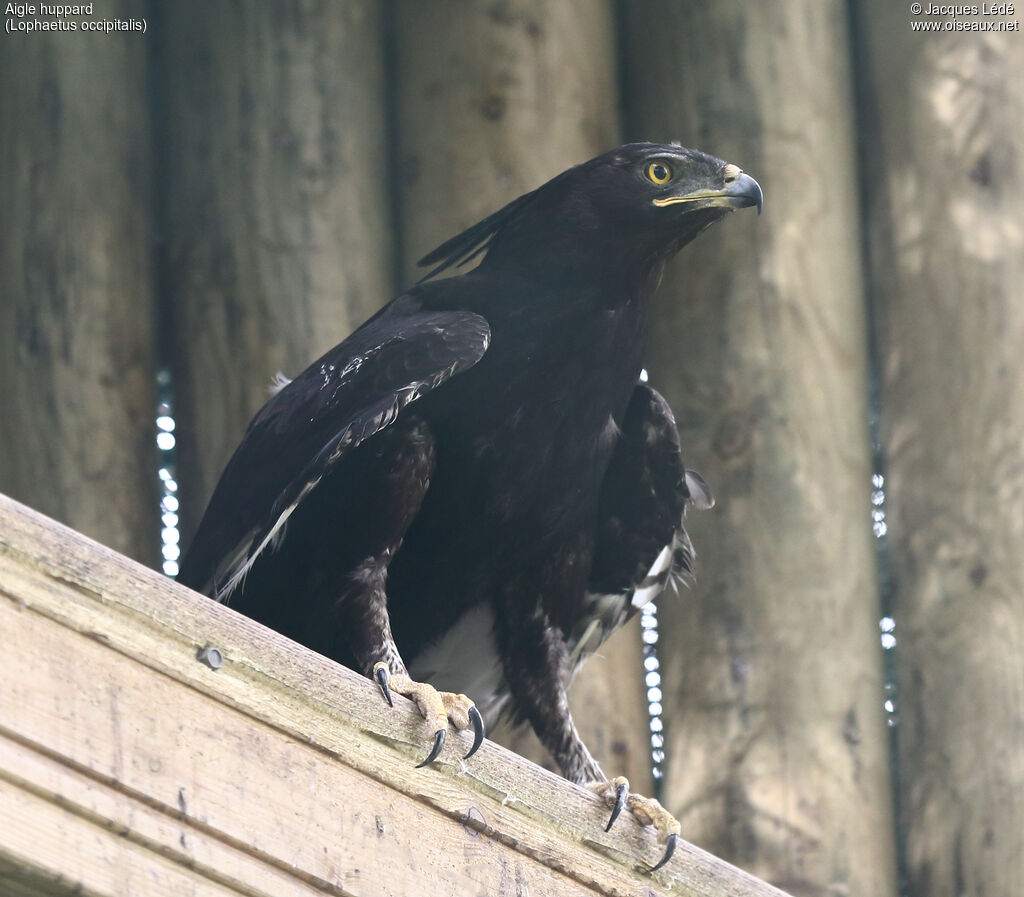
xmin=488 ymin=243 xmax=668 ymax=305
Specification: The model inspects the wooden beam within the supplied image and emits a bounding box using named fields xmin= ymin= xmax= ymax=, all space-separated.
xmin=0 ymin=0 xmax=158 ymax=566
xmin=0 ymin=493 xmax=792 ymax=897
xmin=852 ymin=6 xmax=1024 ymax=894
xmin=621 ymin=3 xmax=896 ymax=893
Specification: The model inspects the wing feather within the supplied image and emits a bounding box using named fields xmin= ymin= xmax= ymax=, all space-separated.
xmin=178 ymin=303 xmax=490 ymax=598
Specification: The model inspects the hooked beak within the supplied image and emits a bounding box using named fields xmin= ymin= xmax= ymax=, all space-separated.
xmin=652 ymin=163 xmax=763 ymax=216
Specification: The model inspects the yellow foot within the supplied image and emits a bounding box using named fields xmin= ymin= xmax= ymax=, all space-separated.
xmin=372 ymin=662 xmax=485 ymax=767
xmin=587 ymin=776 xmax=681 ymax=872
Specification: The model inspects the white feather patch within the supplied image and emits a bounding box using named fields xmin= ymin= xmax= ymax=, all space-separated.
xmin=215 ymin=477 xmax=321 ymax=602
xmin=631 ymin=543 xmax=673 ymax=609
xmin=409 ymin=604 xmax=507 ymax=721
xmin=268 ymin=371 xmax=292 ymax=395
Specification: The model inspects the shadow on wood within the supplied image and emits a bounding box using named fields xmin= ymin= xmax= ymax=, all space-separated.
xmin=0 ymin=492 xmax=792 ymax=897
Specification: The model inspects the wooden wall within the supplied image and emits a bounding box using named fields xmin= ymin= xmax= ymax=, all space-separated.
xmin=2 ymin=3 xmax=1021 ymax=894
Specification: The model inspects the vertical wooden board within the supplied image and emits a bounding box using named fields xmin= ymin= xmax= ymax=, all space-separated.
xmin=852 ymin=5 xmax=1024 ymax=896
xmin=391 ymin=0 xmax=653 ymax=793
xmin=0 ymin=0 xmax=157 ymax=565
xmin=391 ymin=0 xmax=621 ymax=280
xmin=621 ymin=3 xmax=898 ymax=895
xmin=157 ymin=0 xmax=394 ymax=540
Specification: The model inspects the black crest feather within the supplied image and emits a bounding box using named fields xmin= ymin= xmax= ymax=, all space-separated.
xmin=416 ymin=189 xmax=539 ymax=282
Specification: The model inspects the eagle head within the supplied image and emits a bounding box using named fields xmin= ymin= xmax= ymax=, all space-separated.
xmin=418 ymin=142 xmax=762 ymax=282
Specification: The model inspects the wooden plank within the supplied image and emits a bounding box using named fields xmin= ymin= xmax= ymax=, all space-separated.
xmin=622 ymin=4 xmax=897 ymax=893
xmin=0 ymin=600 xmax=599 ymax=897
xmin=0 ymin=0 xmax=158 ymax=567
xmin=0 ymin=777 xmax=255 ymax=897
xmin=0 ymin=492 xmax=793 ymax=897
xmin=158 ymin=1 xmax=394 ymax=544
xmin=853 ymin=5 xmax=1024 ymax=895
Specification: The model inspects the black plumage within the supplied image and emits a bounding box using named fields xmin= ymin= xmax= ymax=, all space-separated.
xmin=178 ymin=142 xmax=760 ymax=868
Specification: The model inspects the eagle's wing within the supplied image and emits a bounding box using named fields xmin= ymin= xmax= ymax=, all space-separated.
xmin=573 ymin=384 xmax=713 ymax=669
xmin=177 ymin=300 xmax=490 ymax=600
xmin=562 ymin=383 xmax=714 ymax=870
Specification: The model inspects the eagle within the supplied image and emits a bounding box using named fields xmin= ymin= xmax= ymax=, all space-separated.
xmin=178 ymin=142 xmax=762 ymax=870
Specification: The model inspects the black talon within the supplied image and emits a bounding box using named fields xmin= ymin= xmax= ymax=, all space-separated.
xmin=416 ymin=728 xmax=446 ymax=768
xmin=463 ymin=705 xmax=485 ymax=760
xmin=649 ymin=833 xmax=678 ymax=873
xmin=375 ymin=665 xmax=393 ymax=707
xmin=605 ymin=779 xmax=629 ymax=832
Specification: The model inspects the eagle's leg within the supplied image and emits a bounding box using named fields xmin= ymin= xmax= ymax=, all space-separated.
xmin=495 ymin=588 xmax=681 ymax=871
xmin=372 ymin=663 xmax=485 ymax=765
xmin=327 ymin=415 xmax=482 ymax=767
xmin=341 ymin=587 xmax=485 ymax=766
xmin=586 ymin=778 xmax=680 ymax=871
xmin=494 ymin=597 xmax=606 ymax=779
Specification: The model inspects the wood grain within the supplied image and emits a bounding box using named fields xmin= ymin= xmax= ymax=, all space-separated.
xmin=0 ymin=492 xmax=793 ymax=897
xmin=157 ymin=1 xmax=395 ymax=542
xmin=854 ymin=5 xmax=1024 ymax=894
xmin=0 ymin=0 xmax=157 ymax=565
xmin=622 ymin=3 xmax=898 ymax=895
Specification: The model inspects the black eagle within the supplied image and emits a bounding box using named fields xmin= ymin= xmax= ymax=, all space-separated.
xmin=178 ymin=142 xmax=761 ymax=870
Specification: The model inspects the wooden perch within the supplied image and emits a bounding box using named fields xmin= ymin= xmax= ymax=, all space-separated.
xmin=0 ymin=493 xmax=792 ymax=897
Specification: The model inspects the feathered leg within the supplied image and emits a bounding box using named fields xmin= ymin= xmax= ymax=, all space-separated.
xmin=579 ymin=384 xmax=714 ymax=871
xmin=328 ymin=416 xmax=485 ymax=766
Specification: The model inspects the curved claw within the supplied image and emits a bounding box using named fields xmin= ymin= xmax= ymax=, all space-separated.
xmin=416 ymin=728 xmax=446 ymax=768
xmin=374 ymin=663 xmax=393 ymax=707
xmin=605 ymin=778 xmax=629 ymax=832
xmin=649 ymin=833 xmax=678 ymax=873
xmin=464 ymin=705 xmax=485 ymax=760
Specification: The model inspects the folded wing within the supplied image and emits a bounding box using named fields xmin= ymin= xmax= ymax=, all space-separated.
xmin=177 ymin=301 xmax=490 ymax=600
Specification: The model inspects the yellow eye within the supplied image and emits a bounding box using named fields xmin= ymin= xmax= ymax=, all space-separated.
xmin=645 ymin=161 xmax=673 ymax=185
